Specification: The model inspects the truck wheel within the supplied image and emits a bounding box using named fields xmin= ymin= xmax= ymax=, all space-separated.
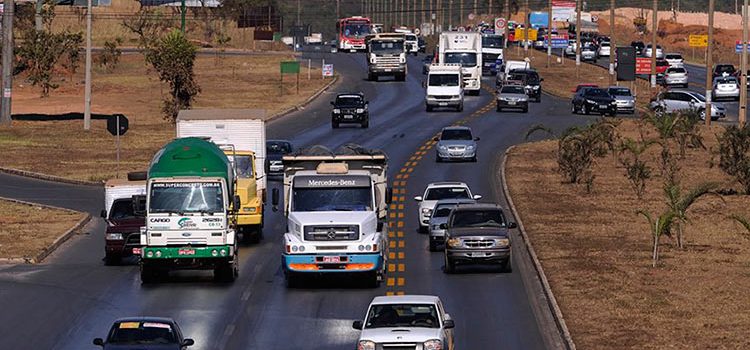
xmin=522 ymin=106 xmax=529 ymax=113
xmin=457 ymin=103 xmax=464 ymax=112
xmin=364 ymin=271 xmax=381 ymax=288
xmin=496 ymin=103 xmax=502 ymax=112
xmin=140 ymin=263 xmax=158 ymax=284
xmin=285 ymin=272 xmax=303 ymax=288
xmin=444 ymin=254 xmax=456 ymax=274
xmin=104 ymin=253 xmax=121 ymax=266
xmin=502 ymin=258 xmax=513 ymax=273
xmin=368 ymin=73 xmax=376 ymax=81
xmin=214 ymin=262 xmax=236 ymax=283
xmin=398 ymin=73 xmax=406 ymax=81
xmin=536 ymin=95 xmax=541 ymax=103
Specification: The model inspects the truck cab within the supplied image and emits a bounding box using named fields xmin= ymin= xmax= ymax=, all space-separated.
xmin=273 ymin=144 xmax=390 ymax=287
xmin=366 ymin=33 xmax=408 ymax=82
xmin=101 ymin=178 xmax=146 ymax=265
xmin=481 ymin=34 xmax=504 ymax=76
xmin=425 ymin=63 xmax=464 ymax=112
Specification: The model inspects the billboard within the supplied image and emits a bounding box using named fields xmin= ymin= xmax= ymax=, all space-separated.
xmin=552 ymin=0 xmax=576 ymax=22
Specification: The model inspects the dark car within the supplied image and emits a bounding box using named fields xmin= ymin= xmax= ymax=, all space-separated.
xmin=571 ymin=87 xmax=617 ymax=116
xmin=266 ymin=140 xmax=294 ymax=177
xmin=713 ymin=64 xmax=738 ymax=79
xmin=418 ymin=36 xmax=427 ymax=53
xmin=443 ymin=203 xmax=517 ymax=273
xmin=94 ymin=317 xmax=194 ymax=350
xmin=631 ymin=41 xmax=645 ymax=55
xmin=101 ymin=196 xmax=145 ymax=265
xmin=422 ymin=55 xmax=433 ymax=74
xmin=331 ymin=93 xmax=369 ymax=128
xmin=506 ymin=69 xmax=543 ymax=102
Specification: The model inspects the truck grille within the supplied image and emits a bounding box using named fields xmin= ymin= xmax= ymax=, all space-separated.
xmin=380 ymin=344 xmax=417 ymax=350
xmin=463 ymin=239 xmax=495 ymax=248
xmin=375 ymin=56 xmax=402 ymax=67
xmin=166 ymin=237 xmax=208 ymax=245
xmin=433 ymin=95 xmax=453 ymax=100
xmin=304 ymin=225 xmax=359 ymax=241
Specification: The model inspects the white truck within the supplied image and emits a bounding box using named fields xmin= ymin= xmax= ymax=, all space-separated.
xmin=271 ymin=144 xmax=391 ymax=288
xmin=365 ymin=33 xmax=408 ymax=81
xmin=481 ymin=33 xmax=504 ymax=76
xmin=176 ymin=109 xmax=267 ymax=243
xmin=439 ymin=32 xmax=482 ymax=95
xmin=425 ymin=63 xmax=464 ymax=112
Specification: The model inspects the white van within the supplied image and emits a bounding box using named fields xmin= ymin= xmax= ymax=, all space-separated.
xmin=425 ymin=63 xmax=464 ymax=112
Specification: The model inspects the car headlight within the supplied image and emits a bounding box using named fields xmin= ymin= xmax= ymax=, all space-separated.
xmin=452 ymin=95 xmax=461 ymax=99
xmin=421 ymin=208 xmax=433 ymax=215
xmin=333 ymin=108 xmax=340 ymax=113
xmin=494 ymin=238 xmax=510 ymax=247
xmin=610 ymin=101 xmax=617 ymax=105
xmin=466 ymin=145 xmax=475 ymax=150
xmin=242 ymin=207 xmax=257 ymax=213
xmin=447 ymin=238 xmax=462 ymax=248
xmin=438 ymin=145 xmax=448 ymax=150
xmin=106 ymin=233 xmax=123 ymax=240
xmin=356 ymin=108 xmax=365 ymax=113
xmin=432 ymin=224 xmax=441 ymax=231
xmin=533 ymin=86 xmax=540 ymax=90
xmin=357 ymin=340 xmax=376 ymax=350
xmin=423 ymin=339 xmax=443 ymax=350
xmin=586 ymin=99 xmax=596 ymax=104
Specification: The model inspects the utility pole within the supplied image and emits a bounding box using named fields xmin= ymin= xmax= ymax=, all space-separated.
xmin=180 ymin=0 xmax=186 ymax=33
xmin=740 ymin=0 xmax=747 ymax=127
xmin=449 ymin=0 xmax=453 ymax=30
xmin=296 ymin=0 xmax=300 ymax=25
xmin=504 ymin=0 xmax=510 ymax=48
xmin=609 ymin=0 xmax=615 ymax=85
xmin=651 ymin=0 xmax=657 ymax=90
xmin=0 ymin=0 xmax=13 ymax=126
xmin=337 ymin=0 xmax=341 ymax=20
xmin=547 ymin=0 xmax=552 ymax=68
xmin=524 ymin=0 xmax=529 ymax=54
xmin=460 ymin=0 xmax=464 ymax=27
xmin=83 ymin=0 xmax=93 ymax=130
xmin=706 ymin=0 xmax=714 ymax=126
xmin=575 ymin=0 xmax=581 ymax=78
xmin=422 ymin=0 xmax=425 ymax=27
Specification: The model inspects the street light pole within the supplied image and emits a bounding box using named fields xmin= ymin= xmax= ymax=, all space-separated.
xmin=609 ymin=0 xmax=616 ymax=85
xmin=651 ymin=0 xmax=657 ymax=91
xmin=547 ymin=0 xmax=552 ymax=68
xmin=0 ymin=0 xmax=14 ymax=126
xmin=575 ymin=0 xmax=581 ymax=78
xmin=706 ymin=0 xmax=714 ymax=126
xmin=84 ymin=0 xmax=93 ymax=130
xmin=740 ymin=0 xmax=748 ymax=127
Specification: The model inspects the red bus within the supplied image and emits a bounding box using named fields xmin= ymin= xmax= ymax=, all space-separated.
xmin=336 ymin=16 xmax=372 ymax=52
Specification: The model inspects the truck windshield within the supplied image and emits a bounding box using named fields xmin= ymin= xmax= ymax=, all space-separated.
xmin=429 ymin=74 xmax=459 ymax=87
xmin=482 ymin=36 xmax=503 ymax=48
xmin=370 ymin=41 xmax=404 ymax=54
xmin=292 ymin=187 xmax=372 ymax=212
xmin=451 ymin=210 xmax=507 ymax=229
xmin=110 ymin=199 xmax=136 ymax=220
xmin=365 ymin=304 xmax=440 ymax=329
xmin=444 ymin=52 xmax=477 ymax=67
xmin=227 ymin=155 xmax=253 ymax=178
xmin=149 ymin=182 xmax=224 ymax=214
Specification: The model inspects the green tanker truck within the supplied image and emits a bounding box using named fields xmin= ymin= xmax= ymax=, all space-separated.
xmin=139 ymin=137 xmax=240 ymax=283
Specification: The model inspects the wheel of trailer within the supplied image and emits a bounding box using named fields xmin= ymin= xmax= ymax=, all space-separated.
xmin=104 ymin=253 xmax=121 ymax=266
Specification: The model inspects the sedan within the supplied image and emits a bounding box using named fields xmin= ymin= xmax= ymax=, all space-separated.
xmin=572 ymin=87 xmax=617 ymax=116
xmin=434 ymin=126 xmax=480 ymax=162
xmin=496 ymin=84 xmax=529 ymax=113
xmin=607 ymin=86 xmax=635 ymax=114
xmin=94 ymin=317 xmax=194 ymax=350
xmin=665 ymin=53 xmax=684 ymax=67
xmin=713 ymin=77 xmax=740 ymax=101
xmin=581 ymin=45 xmax=597 ymax=62
xmin=664 ymin=67 xmax=689 ymax=88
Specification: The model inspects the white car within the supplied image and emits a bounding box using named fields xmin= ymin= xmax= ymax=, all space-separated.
xmin=353 ymin=295 xmax=455 ymax=350
xmin=664 ymin=67 xmax=688 ymax=88
xmin=564 ymin=40 xmax=577 ymax=57
xmin=644 ymin=44 xmax=664 ymax=59
xmin=414 ymin=182 xmax=481 ymax=233
xmin=597 ymin=41 xmax=611 ymax=58
xmin=665 ymin=53 xmax=684 ymax=67
xmin=713 ymin=76 xmax=740 ymax=101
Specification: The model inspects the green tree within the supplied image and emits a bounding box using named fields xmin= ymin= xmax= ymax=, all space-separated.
xmin=145 ymin=30 xmax=201 ymax=122
xmin=637 ymin=209 xmax=676 ymax=267
xmin=619 ymin=137 xmax=656 ymax=199
xmin=122 ymin=8 xmax=173 ymax=49
xmin=664 ymin=182 xmax=720 ymax=249
xmin=17 ymin=29 xmax=83 ymax=97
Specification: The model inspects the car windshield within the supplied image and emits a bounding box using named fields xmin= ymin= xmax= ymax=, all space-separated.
xmin=335 ymin=96 xmax=363 ymax=107
xmin=666 ymin=54 xmax=682 ymax=60
xmin=716 ymin=78 xmax=738 ymax=84
xmin=292 ymin=187 xmax=372 ymax=211
xmin=107 ymin=321 xmax=177 ymax=345
xmin=365 ymin=304 xmax=440 ymax=329
xmin=370 ymin=41 xmax=404 ymax=54
xmin=343 ymin=23 xmax=371 ymax=38
xmin=451 ymin=209 xmax=507 ymax=229
xmin=608 ymin=88 xmax=631 ymax=96
xmin=227 ymin=155 xmax=253 ymax=178
xmin=149 ymin=182 xmax=224 ymax=214
xmin=425 ymin=187 xmax=470 ymax=200
xmin=110 ymin=199 xmax=136 ymax=220
xmin=715 ymin=65 xmax=736 ymax=74
xmin=501 ymin=86 xmax=525 ymax=94
xmin=440 ymin=129 xmax=472 ymax=140
xmin=444 ymin=52 xmax=477 ymax=67
xmin=267 ymin=141 xmax=292 ymax=154
xmin=482 ymin=36 xmax=504 ymax=48
xmin=429 ymin=74 xmax=460 ymax=87
xmin=585 ymin=88 xmax=610 ymax=98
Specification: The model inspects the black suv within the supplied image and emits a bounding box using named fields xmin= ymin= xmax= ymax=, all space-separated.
xmin=571 ymin=87 xmax=617 ymax=116
xmin=442 ymin=203 xmax=517 ymax=273
xmin=331 ymin=93 xmax=369 ymax=128
xmin=506 ymin=69 xmax=543 ymax=102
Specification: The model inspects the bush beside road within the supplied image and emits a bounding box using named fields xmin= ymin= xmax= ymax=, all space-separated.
xmin=505 ymin=118 xmax=750 ymax=348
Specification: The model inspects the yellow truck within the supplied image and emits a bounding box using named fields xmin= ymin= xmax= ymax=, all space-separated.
xmin=176 ymin=109 xmax=267 ymax=243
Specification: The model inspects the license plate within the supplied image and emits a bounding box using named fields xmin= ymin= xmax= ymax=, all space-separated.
xmin=439 ymin=102 xmax=448 ymax=106
xmin=178 ymin=249 xmax=195 ymax=256
xmin=350 ymin=49 xmax=356 ymax=53
xmin=344 ymin=115 xmax=353 ymax=119
xmin=599 ymin=105 xmax=608 ymax=109
xmin=132 ymin=247 xmax=142 ymax=255
xmin=322 ymin=256 xmax=340 ymax=263
xmin=508 ymin=101 xmax=516 ymax=105
xmin=384 ymin=68 xmax=392 ymax=72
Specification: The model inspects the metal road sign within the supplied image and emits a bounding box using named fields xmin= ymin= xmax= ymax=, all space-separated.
xmin=689 ymin=34 xmax=708 ymax=47
xmin=322 ymin=64 xmax=334 ymax=77
xmin=736 ymin=40 xmax=749 ymax=53
xmin=636 ymin=57 xmax=652 ymax=74
xmin=545 ymin=38 xmax=569 ymax=49
xmin=494 ymin=18 xmax=506 ymax=34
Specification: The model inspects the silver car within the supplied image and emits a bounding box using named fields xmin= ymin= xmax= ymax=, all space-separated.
xmin=581 ymin=45 xmax=597 ymax=61
xmin=607 ymin=86 xmax=636 ymax=114
xmin=428 ymin=198 xmax=476 ymax=251
xmin=649 ymin=89 xmax=726 ymax=120
xmin=435 ymin=126 xmax=479 ymax=162
xmin=712 ymin=76 xmax=740 ymax=101
xmin=496 ymin=84 xmax=529 ymax=113
xmin=664 ymin=67 xmax=688 ymax=88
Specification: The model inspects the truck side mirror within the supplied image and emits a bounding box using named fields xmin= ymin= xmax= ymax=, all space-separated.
xmin=93 ymin=338 xmax=104 ymax=347
xmin=233 ymin=195 xmax=241 ymax=210
xmin=182 ymin=339 xmax=195 ymax=347
xmin=386 ymin=187 xmax=393 ymax=204
xmin=443 ymin=319 xmax=455 ymax=329
xmin=508 ymin=222 xmax=518 ymax=229
xmin=422 ymin=81 xmax=427 ymax=88
xmin=100 ymin=209 xmax=107 ymax=219
xmin=352 ymin=320 xmax=363 ymax=330
xmin=414 ymin=196 xmax=423 ymax=202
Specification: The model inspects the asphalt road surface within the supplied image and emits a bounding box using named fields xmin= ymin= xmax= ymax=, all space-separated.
xmin=0 ymin=48 xmax=597 ymax=350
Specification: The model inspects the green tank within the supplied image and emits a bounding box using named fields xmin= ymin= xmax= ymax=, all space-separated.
xmin=148 ymin=137 xmax=234 ymax=195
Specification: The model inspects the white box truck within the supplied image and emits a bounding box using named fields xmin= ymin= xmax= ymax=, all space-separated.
xmin=439 ymin=32 xmax=482 ymax=95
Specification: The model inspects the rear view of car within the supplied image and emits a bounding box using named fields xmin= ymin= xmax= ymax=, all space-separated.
xmin=665 ymin=53 xmax=684 ymax=67
xmin=664 ymin=67 xmax=688 ymax=88
xmin=713 ymin=77 xmax=740 ymax=101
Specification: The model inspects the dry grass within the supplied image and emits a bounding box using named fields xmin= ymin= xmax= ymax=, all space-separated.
xmin=0 ymin=53 xmax=329 ymax=181
xmin=505 ymin=118 xmax=750 ymax=349
xmin=0 ymin=200 xmax=86 ymax=259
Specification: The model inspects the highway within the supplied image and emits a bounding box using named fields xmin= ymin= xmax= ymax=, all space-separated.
xmin=0 ymin=49 xmax=597 ymax=349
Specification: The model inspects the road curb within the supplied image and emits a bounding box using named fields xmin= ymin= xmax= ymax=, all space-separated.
xmin=267 ymin=75 xmax=340 ymax=122
xmin=499 ymin=145 xmax=577 ymax=350
xmin=0 ymin=196 xmax=92 ymax=264
xmin=0 ymin=167 xmax=102 ymax=186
